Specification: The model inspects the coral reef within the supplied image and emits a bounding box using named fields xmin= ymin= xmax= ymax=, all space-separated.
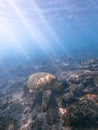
xmin=0 ymin=58 xmax=98 ymax=130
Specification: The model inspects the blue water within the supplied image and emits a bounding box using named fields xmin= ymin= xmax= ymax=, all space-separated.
xmin=0 ymin=0 xmax=98 ymax=64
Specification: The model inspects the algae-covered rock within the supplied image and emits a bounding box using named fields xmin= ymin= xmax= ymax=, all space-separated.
xmin=62 ymin=94 xmax=98 ymax=127
xmin=27 ymin=72 xmax=56 ymax=91
xmin=42 ymin=90 xmax=52 ymax=112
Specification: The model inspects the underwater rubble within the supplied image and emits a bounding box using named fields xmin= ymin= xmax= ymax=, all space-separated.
xmin=0 ymin=58 xmax=98 ymax=130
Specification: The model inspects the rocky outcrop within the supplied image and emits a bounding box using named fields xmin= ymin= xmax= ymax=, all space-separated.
xmin=42 ymin=90 xmax=52 ymax=112
xmin=0 ymin=59 xmax=98 ymax=130
xmin=62 ymin=94 xmax=98 ymax=127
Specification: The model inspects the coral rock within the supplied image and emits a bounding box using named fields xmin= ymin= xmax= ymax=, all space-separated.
xmin=27 ymin=72 xmax=56 ymax=91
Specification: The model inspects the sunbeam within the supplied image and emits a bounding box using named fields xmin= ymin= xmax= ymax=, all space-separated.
xmin=0 ymin=0 xmax=98 ymax=59
xmin=6 ymin=0 xmax=68 ymax=57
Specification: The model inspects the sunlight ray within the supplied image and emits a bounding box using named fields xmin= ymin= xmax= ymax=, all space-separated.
xmin=7 ymin=0 xmax=69 ymax=57
xmin=5 ymin=24 xmax=30 ymax=59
